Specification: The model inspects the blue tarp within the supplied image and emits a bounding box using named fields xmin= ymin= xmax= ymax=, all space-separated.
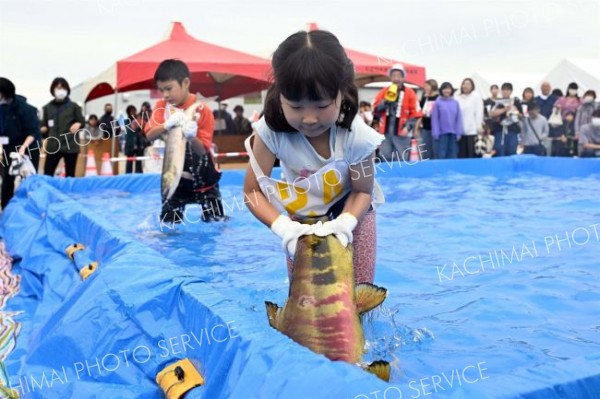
xmin=1 ymin=175 xmax=389 ymax=399
xmin=1 ymin=155 xmax=599 ymax=399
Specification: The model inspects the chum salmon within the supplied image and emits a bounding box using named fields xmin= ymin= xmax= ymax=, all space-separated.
xmin=161 ymin=102 xmax=202 ymax=201
xmin=266 ymin=232 xmax=390 ymax=381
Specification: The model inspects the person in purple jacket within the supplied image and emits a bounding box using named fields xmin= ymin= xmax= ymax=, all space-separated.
xmin=432 ymin=82 xmax=463 ymax=159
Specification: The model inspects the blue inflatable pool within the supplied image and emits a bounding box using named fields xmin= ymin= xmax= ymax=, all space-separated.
xmin=1 ymin=155 xmax=599 ymax=399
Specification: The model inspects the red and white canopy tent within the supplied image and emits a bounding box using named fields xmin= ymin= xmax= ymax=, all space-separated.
xmin=305 ymin=22 xmax=426 ymax=87
xmin=81 ymin=21 xmax=272 ymax=103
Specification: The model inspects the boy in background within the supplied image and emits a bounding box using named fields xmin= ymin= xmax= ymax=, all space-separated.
xmin=144 ymin=59 xmax=226 ymax=223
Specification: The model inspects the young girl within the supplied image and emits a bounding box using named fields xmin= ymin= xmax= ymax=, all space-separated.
xmin=243 ymin=30 xmax=384 ymax=284
xmin=555 ymin=82 xmax=581 ymax=119
xmin=432 ymin=82 xmax=463 ymax=159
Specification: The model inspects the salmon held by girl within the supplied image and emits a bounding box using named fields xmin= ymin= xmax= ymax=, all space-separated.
xmin=266 ymin=221 xmax=390 ymax=381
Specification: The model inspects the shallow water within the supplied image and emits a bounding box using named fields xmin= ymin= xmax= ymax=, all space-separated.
xmin=70 ymin=172 xmax=600 ymax=393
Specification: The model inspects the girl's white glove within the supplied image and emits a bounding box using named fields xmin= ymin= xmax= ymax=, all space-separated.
xmin=313 ymin=212 xmax=358 ymax=247
xmin=270 ymin=215 xmax=314 ymax=258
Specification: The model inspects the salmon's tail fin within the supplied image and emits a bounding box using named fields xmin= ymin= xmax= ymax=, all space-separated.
xmin=265 ymin=301 xmax=282 ymax=330
xmin=364 ymin=360 xmax=391 ymax=382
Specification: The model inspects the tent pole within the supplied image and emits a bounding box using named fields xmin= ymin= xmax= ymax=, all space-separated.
xmin=112 ymin=90 xmax=118 ymax=173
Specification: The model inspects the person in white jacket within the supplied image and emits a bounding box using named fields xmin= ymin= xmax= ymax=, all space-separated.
xmin=456 ymin=78 xmax=484 ymax=158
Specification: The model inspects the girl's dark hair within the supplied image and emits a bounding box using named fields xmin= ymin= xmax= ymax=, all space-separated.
xmin=566 ymin=82 xmax=579 ymax=98
xmin=460 ymin=78 xmax=475 ymax=94
xmin=88 ymin=114 xmax=98 ymax=122
xmin=439 ymin=82 xmax=455 ymax=96
xmin=50 ymin=77 xmax=70 ymax=96
xmin=126 ymin=105 xmax=137 ymax=117
xmin=0 ymin=77 xmax=16 ymax=99
xmin=425 ymin=79 xmax=438 ymax=92
xmin=552 ymin=88 xmax=563 ymax=97
xmin=154 ymin=59 xmax=190 ymax=84
xmin=264 ymin=30 xmax=358 ymax=132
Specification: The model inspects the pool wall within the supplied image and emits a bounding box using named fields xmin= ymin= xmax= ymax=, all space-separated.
xmin=1 ymin=175 xmax=389 ymax=399
xmin=1 ymin=155 xmax=599 ymax=399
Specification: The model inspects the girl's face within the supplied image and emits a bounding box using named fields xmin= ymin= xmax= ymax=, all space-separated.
xmin=280 ymin=91 xmax=342 ymax=138
xmin=523 ymin=91 xmax=533 ymax=101
xmin=442 ymin=87 xmax=452 ymax=97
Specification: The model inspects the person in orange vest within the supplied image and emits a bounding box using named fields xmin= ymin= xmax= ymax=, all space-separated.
xmin=372 ymin=64 xmax=421 ymax=162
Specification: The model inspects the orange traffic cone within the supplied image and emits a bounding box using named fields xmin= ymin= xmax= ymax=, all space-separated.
xmin=85 ymin=150 xmax=97 ymax=176
xmin=409 ymin=138 xmax=420 ymax=162
xmin=100 ymin=152 xmax=113 ymax=176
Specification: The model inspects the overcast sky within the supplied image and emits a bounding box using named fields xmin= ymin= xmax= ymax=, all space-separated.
xmin=1 ymin=0 xmax=599 ymax=108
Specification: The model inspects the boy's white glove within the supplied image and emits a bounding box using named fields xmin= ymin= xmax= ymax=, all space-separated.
xmin=313 ymin=212 xmax=358 ymax=247
xmin=164 ymin=111 xmax=185 ymax=130
xmin=270 ymin=215 xmax=314 ymax=258
xmin=182 ymin=121 xmax=197 ymax=140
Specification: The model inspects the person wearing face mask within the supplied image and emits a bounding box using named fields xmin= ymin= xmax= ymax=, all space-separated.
xmin=575 ymin=90 xmax=597 ymax=136
xmin=40 ymin=77 xmax=85 ymax=177
xmin=578 ymin=109 xmax=600 ymax=158
xmin=98 ymin=102 xmax=121 ymax=174
xmin=358 ymin=101 xmax=374 ymax=126
xmin=554 ymin=82 xmax=581 ymax=120
xmin=0 ymin=77 xmax=42 ymax=209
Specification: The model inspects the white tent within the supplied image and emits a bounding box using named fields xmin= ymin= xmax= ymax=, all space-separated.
xmin=470 ymin=72 xmax=545 ymax=99
xmin=539 ymin=58 xmax=600 ymax=94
